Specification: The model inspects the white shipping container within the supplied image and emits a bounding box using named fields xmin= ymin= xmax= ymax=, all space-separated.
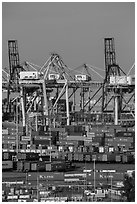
xmin=19 ymin=195 xmax=30 ymax=199
xmin=7 ymin=195 xmax=18 ymax=200
xmin=20 ymin=71 xmax=41 ymax=80
xmin=99 ymin=147 xmax=104 ymax=153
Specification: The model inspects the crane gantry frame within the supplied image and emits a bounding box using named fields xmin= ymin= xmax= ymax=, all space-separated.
xmin=2 ymin=38 xmax=135 ymax=135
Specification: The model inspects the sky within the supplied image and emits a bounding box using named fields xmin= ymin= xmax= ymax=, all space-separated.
xmin=2 ymin=2 xmax=135 ymax=80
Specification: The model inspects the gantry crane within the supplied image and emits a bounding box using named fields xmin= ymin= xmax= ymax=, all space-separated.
xmin=3 ymin=38 xmax=135 ymax=132
xmin=102 ymin=38 xmax=135 ymax=126
xmin=6 ymin=40 xmax=25 ymax=112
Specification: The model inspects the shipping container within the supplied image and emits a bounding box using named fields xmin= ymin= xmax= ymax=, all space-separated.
xmin=67 ymin=136 xmax=85 ymax=141
xmin=104 ymin=146 xmax=109 ymax=153
xmin=33 ymin=139 xmax=50 ymax=145
xmin=102 ymin=154 xmax=108 ymax=162
xmin=115 ymin=155 xmax=121 ymax=163
xmin=41 ymin=155 xmax=50 ymax=161
xmin=122 ymin=154 xmax=134 ymax=164
xmin=51 ymin=127 xmax=65 ymax=132
xmin=83 ymin=146 xmax=88 ymax=153
xmin=99 ymin=147 xmax=104 ymax=153
xmin=84 ymin=141 xmax=92 ymax=146
xmin=98 ymin=154 xmax=103 ymax=162
xmin=2 ymin=140 xmax=16 ymax=144
xmin=114 ymin=137 xmax=133 ymax=143
xmin=46 ymin=163 xmax=52 ymax=171
xmin=115 ymin=131 xmax=135 ymax=137
xmin=17 ymin=161 xmax=24 ymax=172
xmin=91 ymin=154 xmax=98 ymax=161
xmin=85 ymin=154 xmax=91 ymax=162
xmin=21 ymin=153 xmax=26 ymax=160
xmin=21 ymin=136 xmax=31 ymax=141
xmin=88 ymin=146 xmax=94 ymax=153
xmin=73 ymin=153 xmax=79 ymax=161
xmin=78 ymin=153 xmax=84 ymax=162
xmin=2 ymin=136 xmax=16 ymax=140
xmin=38 ymin=161 xmax=46 ymax=171
xmin=17 ymin=153 xmax=22 ymax=160
xmin=67 ymin=153 xmax=73 ymax=161
xmin=3 ymin=152 xmax=9 ymax=160
xmin=24 ymin=162 xmax=30 ymax=172
xmin=31 ymin=163 xmax=37 ymax=171
xmin=77 ymin=146 xmax=83 ymax=153
xmin=107 ymin=153 xmax=116 ymax=163
xmin=91 ymin=142 xmax=100 ymax=147
xmin=2 ymin=161 xmax=13 ymax=170
xmin=2 ymin=129 xmax=9 ymax=135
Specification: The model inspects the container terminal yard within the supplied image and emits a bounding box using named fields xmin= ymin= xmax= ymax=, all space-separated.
xmin=2 ymin=38 xmax=135 ymax=202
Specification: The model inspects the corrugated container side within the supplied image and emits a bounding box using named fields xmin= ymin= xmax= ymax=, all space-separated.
xmin=21 ymin=153 xmax=26 ymax=160
xmin=17 ymin=153 xmax=22 ymax=160
xmin=67 ymin=153 xmax=73 ymax=161
xmin=73 ymin=153 xmax=79 ymax=161
xmin=85 ymin=154 xmax=91 ymax=162
xmin=122 ymin=155 xmax=128 ymax=163
xmin=67 ymin=136 xmax=85 ymax=141
xmin=78 ymin=153 xmax=84 ymax=161
xmin=38 ymin=162 xmax=46 ymax=171
xmin=102 ymin=154 xmax=108 ymax=162
xmin=91 ymin=154 xmax=98 ymax=161
xmin=2 ymin=129 xmax=9 ymax=135
xmin=107 ymin=153 xmax=116 ymax=162
xmin=2 ymin=161 xmax=13 ymax=170
xmin=31 ymin=163 xmax=37 ymax=171
xmin=24 ymin=162 xmax=30 ymax=172
xmin=115 ymin=155 xmax=121 ymax=163
xmin=3 ymin=152 xmax=9 ymax=160
xmin=17 ymin=161 xmax=24 ymax=172
xmin=46 ymin=163 xmax=51 ymax=171
xmin=98 ymin=154 xmax=103 ymax=162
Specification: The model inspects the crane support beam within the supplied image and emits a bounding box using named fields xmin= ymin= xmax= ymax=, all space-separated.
xmin=20 ymin=87 xmax=26 ymax=128
xmin=114 ymin=95 xmax=119 ymax=125
xmin=42 ymin=81 xmax=48 ymax=116
xmin=66 ymin=83 xmax=70 ymax=125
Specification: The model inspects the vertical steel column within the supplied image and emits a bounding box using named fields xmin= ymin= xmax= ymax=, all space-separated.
xmin=42 ymin=80 xmax=48 ymax=126
xmin=16 ymin=97 xmax=19 ymax=155
xmin=66 ymin=83 xmax=70 ymax=125
xmin=20 ymin=87 xmax=26 ymax=128
xmin=114 ymin=94 xmax=118 ymax=125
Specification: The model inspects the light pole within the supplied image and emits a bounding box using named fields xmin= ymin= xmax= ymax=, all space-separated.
xmin=37 ymin=173 xmax=39 ymax=201
xmin=37 ymin=164 xmax=39 ymax=202
xmin=110 ymin=175 xmax=113 ymax=202
xmin=93 ymin=158 xmax=96 ymax=193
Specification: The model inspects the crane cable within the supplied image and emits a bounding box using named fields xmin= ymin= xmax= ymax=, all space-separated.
xmin=127 ymin=63 xmax=135 ymax=76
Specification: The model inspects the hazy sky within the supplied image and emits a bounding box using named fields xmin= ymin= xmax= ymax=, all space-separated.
xmin=2 ymin=2 xmax=135 ymax=80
